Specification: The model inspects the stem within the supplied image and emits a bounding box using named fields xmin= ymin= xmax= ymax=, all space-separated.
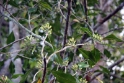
xmin=61 ymin=0 xmax=71 ymax=58
xmin=41 ymin=58 xmax=47 ymax=83
xmin=94 ymin=1 xmax=124 ymax=30
xmin=90 ymin=57 xmax=124 ymax=81
xmin=63 ymin=0 xmax=71 ymax=48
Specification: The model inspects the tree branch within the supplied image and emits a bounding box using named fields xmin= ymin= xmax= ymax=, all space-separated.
xmin=83 ymin=0 xmax=88 ymax=22
xmin=41 ymin=57 xmax=47 ymax=83
xmin=90 ymin=57 xmax=124 ymax=82
xmin=94 ymin=1 xmax=124 ymax=30
xmin=0 ymin=36 xmax=27 ymax=50
xmin=0 ymin=10 xmax=52 ymax=48
xmin=110 ymin=73 xmax=124 ymax=81
xmin=60 ymin=0 xmax=72 ymax=58
xmin=63 ymin=0 xmax=71 ymax=48
xmin=32 ymin=69 xmax=42 ymax=83
xmin=58 ymin=0 xmax=66 ymax=19
xmin=83 ymin=27 xmax=124 ymax=43
xmin=47 ymin=43 xmax=86 ymax=63
xmin=79 ymin=1 xmax=124 ymax=48
xmin=101 ymin=27 xmax=124 ymax=36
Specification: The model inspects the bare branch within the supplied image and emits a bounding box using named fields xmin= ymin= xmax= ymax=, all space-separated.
xmin=60 ymin=0 xmax=72 ymax=58
xmin=0 ymin=10 xmax=53 ymax=48
xmin=41 ymin=34 xmax=48 ymax=57
xmin=90 ymin=57 xmax=124 ymax=82
xmin=110 ymin=73 xmax=124 ymax=81
xmin=32 ymin=69 xmax=42 ymax=83
xmin=28 ymin=12 xmax=32 ymax=30
xmin=94 ymin=1 xmax=124 ymax=30
xmin=63 ymin=0 xmax=71 ymax=48
xmin=58 ymin=0 xmax=66 ymax=19
xmin=42 ymin=57 xmax=47 ymax=83
xmin=82 ymin=0 xmax=88 ymax=22
xmin=79 ymin=1 xmax=124 ymax=48
xmin=83 ymin=27 xmax=124 ymax=43
xmin=0 ymin=36 xmax=27 ymax=50
xmin=101 ymin=27 xmax=124 ymax=36
xmin=47 ymin=43 xmax=86 ymax=63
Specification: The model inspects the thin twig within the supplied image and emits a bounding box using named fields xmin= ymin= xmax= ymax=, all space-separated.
xmin=90 ymin=57 xmax=124 ymax=82
xmin=61 ymin=0 xmax=72 ymax=58
xmin=28 ymin=12 xmax=32 ymax=30
xmin=79 ymin=1 xmax=124 ymax=48
xmin=32 ymin=69 xmax=42 ymax=83
xmin=0 ymin=36 xmax=27 ymax=50
xmin=58 ymin=0 xmax=66 ymax=19
xmin=1 ymin=49 xmax=22 ymax=55
xmin=0 ymin=9 xmax=52 ymax=48
xmin=84 ymin=27 xmax=124 ymax=43
xmin=41 ymin=32 xmax=48 ymax=83
xmin=83 ymin=0 xmax=88 ymax=22
xmin=17 ymin=54 xmax=32 ymax=60
xmin=1 ymin=49 xmax=32 ymax=60
xmin=40 ymin=34 xmax=47 ymax=82
xmin=30 ymin=14 xmax=42 ymax=21
xmin=94 ymin=1 xmax=124 ymax=30
xmin=41 ymin=57 xmax=47 ymax=83
xmin=63 ymin=0 xmax=71 ymax=48
xmin=47 ymin=43 xmax=86 ymax=63
xmin=110 ymin=73 xmax=124 ymax=80
xmin=101 ymin=27 xmax=124 ymax=36
xmin=41 ymin=34 xmax=48 ymax=57
xmin=71 ymin=13 xmax=94 ymax=33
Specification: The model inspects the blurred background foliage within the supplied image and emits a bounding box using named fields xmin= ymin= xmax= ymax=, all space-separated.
xmin=0 ymin=0 xmax=124 ymax=83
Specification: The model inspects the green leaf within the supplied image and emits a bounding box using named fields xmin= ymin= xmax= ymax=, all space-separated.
xmin=54 ymin=54 xmax=63 ymax=65
xmin=39 ymin=1 xmax=51 ymax=11
xmin=20 ymin=69 xmax=33 ymax=83
xmin=76 ymin=78 xmax=81 ymax=83
xmin=12 ymin=74 xmax=23 ymax=78
xmin=21 ymin=10 xmax=27 ymax=18
xmin=19 ymin=19 xmax=28 ymax=24
xmin=52 ymin=71 xmax=76 ymax=83
xmin=100 ymin=66 xmax=110 ymax=74
xmin=79 ymin=48 xmax=101 ymax=63
xmin=9 ymin=61 xmax=15 ymax=74
xmin=7 ymin=32 xmax=15 ymax=44
xmin=104 ymin=49 xmax=111 ymax=58
xmin=29 ymin=59 xmax=37 ymax=68
xmin=78 ymin=62 xmax=89 ymax=68
xmin=0 ymin=60 xmax=4 ymax=67
xmin=119 ymin=0 xmax=124 ymax=4
xmin=80 ymin=27 xmax=92 ymax=37
xmin=7 ymin=79 xmax=13 ymax=83
xmin=28 ymin=7 xmax=37 ymax=13
xmin=78 ymin=49 xmax=89 ymax=59
xmin=88 ymin=60 xmax=95 ymax=66
xmin=8 ymin=0 xmax=19 ymax=7
xmin=91 ymin=48 xmax=101 ymax=62
xmin=68 ymin=51 xmax=74 ymax=62
xmin=51 ymin=14 xmax=62 ymax=35
xmin=104 ymin=34 xmax=123 ymax=42
xmin=87 ymin=0 xmax=98 ymax=6
xmin=0 ymin=79 xmax=4 ymax=83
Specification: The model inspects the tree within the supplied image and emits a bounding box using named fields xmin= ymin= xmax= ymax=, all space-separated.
xmin=0 ymin=0 xmax=124 ymax=83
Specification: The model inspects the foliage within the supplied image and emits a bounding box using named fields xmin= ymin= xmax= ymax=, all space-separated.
xmin=0 ymin=0 xmax=124 ymax=83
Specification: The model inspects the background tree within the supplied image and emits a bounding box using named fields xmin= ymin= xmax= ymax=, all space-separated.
xmin=0 ymin=0 xmax=124 ymax=83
